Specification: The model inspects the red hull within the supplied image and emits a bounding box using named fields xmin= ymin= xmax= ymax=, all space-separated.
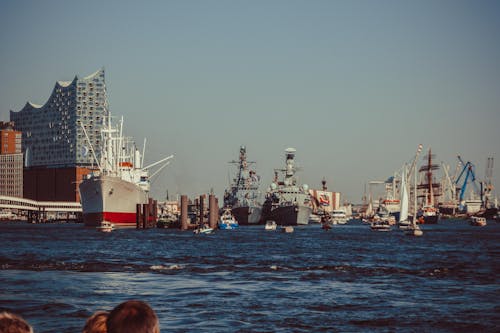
xmin=83 ymin=212 xmax=137 ymax=228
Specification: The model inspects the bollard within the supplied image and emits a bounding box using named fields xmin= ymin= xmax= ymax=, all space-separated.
xmin=180 ymin=195 xmax=188 ymax=230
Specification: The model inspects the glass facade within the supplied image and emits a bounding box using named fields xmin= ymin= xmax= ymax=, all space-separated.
xmin=10 ymin=69 xmax=108 ymax=168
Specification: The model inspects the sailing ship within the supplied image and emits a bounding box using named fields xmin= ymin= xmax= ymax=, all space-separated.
xmin=79 ymin=114 xmax=173 ymax=228
xmin=223 ymin=146 xmax=262 ymax=225
xmin=260 ymin=148 xmax=312 ymax=226
xmin=398 ymin=165 xmax=411 ymax=230
xmin=401 ymin=163 xmax=423 ymax=236
xmin=417 ymin=148 xmax=441 ymax=224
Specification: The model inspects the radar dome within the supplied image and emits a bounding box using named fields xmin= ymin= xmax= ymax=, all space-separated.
xmin=302 ymin=184 xmax=309 ymax=192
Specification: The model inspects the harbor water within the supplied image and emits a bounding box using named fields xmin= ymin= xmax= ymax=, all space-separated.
xmin=0 ymin=220 xmax=499 ymax=332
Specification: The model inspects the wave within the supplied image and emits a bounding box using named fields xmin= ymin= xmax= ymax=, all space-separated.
xmin=0 ymin=257 xmax=495 ymax=282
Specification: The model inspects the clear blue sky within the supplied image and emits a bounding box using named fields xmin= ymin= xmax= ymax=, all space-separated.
xmin=1 ymin=0 xmax=499 ymax=203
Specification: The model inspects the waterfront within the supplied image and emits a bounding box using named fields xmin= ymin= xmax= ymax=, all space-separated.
xmin=0 ymin=220 xmax=499 ymax=332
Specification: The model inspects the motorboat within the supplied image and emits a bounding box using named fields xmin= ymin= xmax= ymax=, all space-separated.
xmin=405 ymin=224 xmax=423 ymax=236
xmin=281 ymin=226 xmax=294 ymax=233
xmin=96 ymin=221 xmax=114 ymax=232
xmin=331 ymin=209 xmax=348 ymax=224
xmin=218 ymin=207 xmax=239 ymax=230
xmin=194 ymin=224 xmax=214 ymax=234
xmin=469 ymin=216 xmax=487 ymax=227
xmin=264 ymin=220 xmax=277 ymax=231
xmin=309 ymin=214 xmax=321 ymax=224
xmin=370 ymin=220 xmax=391 ymax=231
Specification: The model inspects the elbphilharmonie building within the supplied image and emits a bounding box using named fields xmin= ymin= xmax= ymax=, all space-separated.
xmin=10 ymin=69 xmax=108 ymax=168
xmin=9 ymin=69 xmax=109 ymax=201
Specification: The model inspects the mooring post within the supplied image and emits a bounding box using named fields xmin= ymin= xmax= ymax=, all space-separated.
xmin=152 ymin=200 xmax=158 ymax=225
xmin=209 ymin=194 xmax=218 ymax=229
xmin=143 ymin=202 xmax=149 ymax=229
xmin=180 ymin=195 xmax=188 ymax=230
xmin=136 ymin=204 xmax=142 ymax=229
xmin=199 ymin=195 xmax=205 ymax=225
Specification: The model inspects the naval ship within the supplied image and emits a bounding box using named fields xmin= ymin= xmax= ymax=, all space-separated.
xmin=223 ymin=146 xmax=262 ymax=225
xmin=260 ymin=148 xmax=312 ymax=226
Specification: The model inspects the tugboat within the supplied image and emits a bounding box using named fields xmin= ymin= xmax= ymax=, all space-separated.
xmin=223 ymin=146 xmax=262 ymax=225
xmin=218 ymin=207 xmax=239 ymax=230
xmin=260 ymin=148 xmax=312 ymax=226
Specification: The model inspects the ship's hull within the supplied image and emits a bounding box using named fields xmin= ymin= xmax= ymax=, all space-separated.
xmin=261 ymin=204 xmax=312 ymax=226
xmin=79 ymin=175 xmax=148 ymax=228
xmin=232 ymin=206 xmax=262 ymax=225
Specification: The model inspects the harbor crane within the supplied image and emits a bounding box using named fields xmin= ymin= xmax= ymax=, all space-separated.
xmin=455 ymin=155 xmax=482 ymax=210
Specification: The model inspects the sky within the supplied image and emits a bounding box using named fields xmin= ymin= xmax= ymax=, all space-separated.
xmin=1 ymin=0 xmax=499 ymax=203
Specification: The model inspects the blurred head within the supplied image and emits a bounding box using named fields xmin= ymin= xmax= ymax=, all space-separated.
xmin=83 ymin=311 xmax=109 ymax=333
xmin=106 ymin=300 xmax=159 ymax=333
xmin=0 ymin=311 xmax=33 ymax=333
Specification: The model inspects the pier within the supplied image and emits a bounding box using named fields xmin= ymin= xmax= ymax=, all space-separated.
xmin=0 ymin=195 xmax=82 ymax=223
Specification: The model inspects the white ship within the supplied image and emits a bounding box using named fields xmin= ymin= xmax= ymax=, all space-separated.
xmin=79 ymin=114 xmax=173 ymax=228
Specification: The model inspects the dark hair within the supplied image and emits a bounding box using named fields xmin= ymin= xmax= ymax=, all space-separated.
xmin=0 ymin=311 xmax=33 ymax=333
xmin=83 ymin=311 xmax=108 ymax=333
xmin=106 ymin=300 xmax=159 ymax=333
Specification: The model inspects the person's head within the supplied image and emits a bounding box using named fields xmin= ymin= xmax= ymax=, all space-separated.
xmin=83 ymin=311 xmax=109 ymax=333
xmin=106 ymin=300 xmax=159 ymax=333
xmin=0 ymin=311 xmax=33 ymax=333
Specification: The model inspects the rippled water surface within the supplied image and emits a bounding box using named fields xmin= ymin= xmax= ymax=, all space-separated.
xmin=1 ymin=220 xmax=499 ymax=332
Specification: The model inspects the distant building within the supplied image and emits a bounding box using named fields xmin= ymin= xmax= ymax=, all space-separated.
xmin=0 ymin=122 xmax=23 ymax=197
xmin=9 ymin=69 xmax=108 ymax=201
xmin=10 ymin=69 xmax=108 ymax=167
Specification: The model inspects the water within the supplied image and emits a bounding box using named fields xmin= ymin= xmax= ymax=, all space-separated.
xmin=0 ymin=220 xmax=499 ymax=332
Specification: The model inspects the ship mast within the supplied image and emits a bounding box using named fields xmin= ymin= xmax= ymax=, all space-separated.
xmin=417 ymin=148 xmax=441 ymax=207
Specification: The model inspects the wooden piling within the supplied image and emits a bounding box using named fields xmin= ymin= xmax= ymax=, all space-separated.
xmin=152 ymin=200 xmax=158 ymax=224
xmin=209 ymin=194 xmax=218 ymax=229
xmin=180 ymin=195 xmax=188 ymax=230
xmin=143 ymin=202 xmax=149 ymax=229
xmin=136 ymin=204 xmax=142 ymax=229
xmin=199 ymin=195 xmax=205 ymax=225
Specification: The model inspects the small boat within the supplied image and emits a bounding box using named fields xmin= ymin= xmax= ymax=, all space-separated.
xmin=96 ymin=221 xmax=114 ymax=232
xmin=398 ymin=220 xmax=411 ymax=230
xmin=469 ymin=216 xmax=487 ymax=227
xmin=218 ymin=207 xmax=239 ymax=230
xmin=331 ymin=209 xmax=348 ymax=224
xmin=370 ymin=221 xmax=391 ymax=231
xmin=405 ymin=224 xmax=423 ymax=236
xmin=264 ymin=220 xmax=277 ymax=231
xmin=281 ymin=226 xmax=294 ymax=233
xmin=309 ymin=214 xmax=321 ymax=224
xmin=194 ymin=224 xmax=214 ymax=234
xmin=321 ymin=223 xmax=332 ymax=231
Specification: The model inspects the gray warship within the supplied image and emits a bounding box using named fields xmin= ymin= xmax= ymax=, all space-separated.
xmin=223 ymin=146 xmax=262 ymax=225
xmin=260 ymin=148 xmax=312 ymax=226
